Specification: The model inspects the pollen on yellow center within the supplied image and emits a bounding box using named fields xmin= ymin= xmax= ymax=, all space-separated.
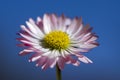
xmin=42 ymin=31 xmax=70 ymax=50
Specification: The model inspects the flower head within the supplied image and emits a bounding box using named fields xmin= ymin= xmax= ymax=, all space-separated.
xmin=17 ymin=14 xmax=99 ymax=70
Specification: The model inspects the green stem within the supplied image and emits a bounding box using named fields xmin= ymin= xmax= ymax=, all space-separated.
xmin=56 ymin=64 xmax=62 ymax=80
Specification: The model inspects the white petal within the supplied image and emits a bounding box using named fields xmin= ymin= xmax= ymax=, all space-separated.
xmin=42 ymin=51 xmax=51 ymax=56
xmin=73 ymin=61 xmax=80 ymax=66
xmin=85 ymin=57 xmax=93 ymax=63
xmin=26 ymin=21 xmax=38 ymax=35
xmin=20 ymin=25 xmax=40 ymax=39
xmin=61 ymin=50 xmax=66 ymax=58
xmin=50 ymin=58 xmax=57 ymax=68
xmin=41 ymin=64 xmax=46 ymax=69
xmin=29 ymin=18 xmax=44 ymax=37
xmin=20 ymin=40 xmax=39 ymax=46
xmin=37 ymin=17 xmax=42 ymax=24
xmin=55 ymin=50 xmax=61 ymax=57
xmin=87 ymin=36 xmax=98 ymax=42
xmin=20 ymin=33 xmax=39 ymax=43
xmin=58 ymin=16 xmax=67 ymax=32
xmin=64 ymin=50 xmax=71 ymax=55
xmin=69 ymin=47 xmax=88 ymax=53
xmin=33 ymin=45 xmax=49 ymax=52
xmin=46 ymin=50 xmax=60 ymax=58
xmin=78 ymin=57 xmax=89 ymax=63
xmin=32 ymin=56 xmax=41 ymax=62
xmin=66 ymin=18 xmax=78 ymax=35
xmin=49 ymin=50 xmax=56 ymax=58
xmin=75 ymin=33 xmax=85 ymax=40
xmin=71 ymin=24 xmax=83 ymax=38
xmin=29 ymin=18 xmax=35 ymax=24
xmin=80 ymin=43 xmax=97 ymax=49
xmin=65 ymin=18 xmax=71 ymax=26
xmin=66 ymin=61 xmax=71 ymax=64
xmin=67 ymin=47 xmax=81 ymax=52
xmin=78 ymin=56 xmax=92 ymax=63
xmin=50 ymin=14 xmax=58 ymax=30
xmin=26 ymin=21 xmax=44 ymax=38
xmin=43 ymin=14 xmax=52 ymax=34
xmin=79 ymin=33 xmax=91 ymax=41
xmin=19 ymin=49 xmax=33 ymax=55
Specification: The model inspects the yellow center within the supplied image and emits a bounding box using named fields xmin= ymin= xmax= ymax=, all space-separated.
xmin=42 ymin=31 xmax=70 ymax=50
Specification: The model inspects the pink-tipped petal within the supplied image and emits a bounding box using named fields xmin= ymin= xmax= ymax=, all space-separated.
xmin=78 ymin=55 xmax=92 ymax=63
xmin=20 ymin=25 xmax=40 ymax=39
xmin=19 ymin=33 xmax=39 ymax=43
xmin=29 ymin=18 xmax=44 ymax=37
xmin=67 ymin=17 xmax=82 ymax=35
xmin=57 ymin=57 xmax=66 ymax=69
xmin=50 ymin=58 xmax=57 ymax=68
xmin=43 ymin=14 xmax=52 ymax=34
xmin=50 ymin=14 xmax=58 ymax=30
xmin=29 ymin=53 xmax=42 ymax=62
xmin=36 ymin=56 xmax=48 ymax=67
xmin=19 ymin=49 xmax=33 ymax=56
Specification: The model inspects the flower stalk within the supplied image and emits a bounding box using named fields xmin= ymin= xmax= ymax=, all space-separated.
xmin=56 ymin=64 xmax=61 ymax=80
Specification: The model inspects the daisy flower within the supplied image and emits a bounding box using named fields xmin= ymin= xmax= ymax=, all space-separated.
xmin=17 ymin=14 xmax=99 ymax=70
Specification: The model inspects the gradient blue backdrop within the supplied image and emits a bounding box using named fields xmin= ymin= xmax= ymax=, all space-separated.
xmin=0 ymin=0 xmax=120 ymax=80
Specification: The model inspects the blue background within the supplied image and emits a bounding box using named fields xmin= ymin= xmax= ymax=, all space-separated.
xmin=0 ymin=0 xmax=120 ymax=80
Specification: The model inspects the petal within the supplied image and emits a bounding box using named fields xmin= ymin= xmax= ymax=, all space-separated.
xmin=20 ymin=40 xmax=39 ymax=46
xmin=63 ymin=50 xmax=71 ymax=55
xmin=29 ymin=18 xmax=44 ymax=37
xmin=29 ymin=53 xmax=42 ymax=62
xmin=58 ymin=15 xmax=67 ymax=31
xmin=37 ymin=17 xmax=44 ymax=32
xmin=67 ymin=47 xmax=81 ymax=52
xmin=37 ymin=17 xmax=42 ymax=24
xmin=64 ymin=18 xmax=71 ymax=26
xmin=33 ymin=45 xmax=50 ymax=52
xmin=71 ymin=24 xmax=83 ymax=39
xmin=50 ymin=58 xmax=57 ymax=68
xmin=73 ymin=24 xmax=93 ymax=40
xmin=80 ymin=43 xmax=98 ymax=49
xmin=60 ymin=50 xmax=66 ymax=58
xmin=42 ymin=58 xmax=56 ymax=70
xmin=57 ymin=57 xmax=66 ymax=69
xmin=19 ymin=33 xmax=39 ymax=43
xmin=26 ymin=21 xmax=44 ymax=38
xmin=41 ymin=59 xmax=50 ymax=70
xmin=31 ymin=56 xmax=41 ymax=62
xmin=78 ymin=55 xmax=93 ymax=63
xmin=67 ymin=47 xmax=89 ymax=53
xmin=17 ymin=43 xmax=31 ymax=47
xmin=87 ymin=36 xmax=98 ymax=42
xmin=84 ymin=56 xmax=93 ymax=63
xmin=19 ymin=49 xmax=33 ymax=56
xmin=73 ymin=61 xmax=80 ymax=66
xmin=79 ymin=33 xmax=92 ymax=42
xmin=17 ymin=30 xmax=30 ymax=36
xmin=54 ymin=50 xmax=61 ymax=58
xmin=43 ymin=14 xmax=52 ymax=34
xmin=26 ymin=21 xmax=38 ymax=35
xmin=66 ymin=17 xmax=82 ymax=35
xmin=36 ymin=56 xmax=48 ymax=67
xmin=50 ymin=14 xmax=58 ymax=30
xmin=48 ymin=58 xmax=56 ymax=68
xmin=65 ymin=56 xmax=80 ymax=66
xmin=87 ymin=41 xmax=99 ymax=46
xmin=20 ymin=25 xmax=40 ymax=39
xmin=42 ymin=51 xmax=52 ymax=57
